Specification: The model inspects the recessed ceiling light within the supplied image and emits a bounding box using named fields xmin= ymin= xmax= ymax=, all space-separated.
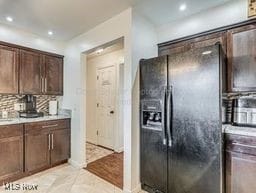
xmin=179 ymin=3 xmax=187 ymax=11
xmin=96 ymin=48 xmax=104 ymax=54
xmin=202 ymin=51 xmax=212 ymax=55
xmin=48 ymin=31 xmax=53 ymax=36
xmin=6 ymin=16 xmax=13 ymax=22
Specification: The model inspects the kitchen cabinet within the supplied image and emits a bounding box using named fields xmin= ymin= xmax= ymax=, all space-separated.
xmin=50 ymin=128 xmax=70 ymax=165
xmin=158 ymin=42 xmax=188 ymax=56
xmin=225 ymin=134 xmax=256 ymax=193
xmin=227 ymin=24 xmax=256 ymax=92
xmin=20 ymin=50 xmax=43 ymax=94
xmin=190 ymin=32 xmax=227 ymax=53
xmin=159 ymin=32 xmax=226 ymax=56
xmin=25 ymin=119 xmax=70 ymax=174
xmin=43 ymin=55 xmax=63 ymax=95
xmin=0 ymin=45 xmax=19 ymax=94
xmin=20 ymin=51 xmax=64 ymax=95
xmin=0 ymin=41 xmax=64 ymax=95
xmin=25 ymin=124 xmax=50 ymax=173
xmin=0 ymin=124 xmax=23 ymax=183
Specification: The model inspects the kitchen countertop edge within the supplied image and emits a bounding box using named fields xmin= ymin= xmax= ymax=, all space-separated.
xmin=0 ymin=115 xmax=71 ymax=126
xmin=223 ymin=124 xmax=256 ymax=137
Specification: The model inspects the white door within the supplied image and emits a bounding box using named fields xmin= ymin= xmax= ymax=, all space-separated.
xmin=96 ymin=65 xmax=116 ymax=149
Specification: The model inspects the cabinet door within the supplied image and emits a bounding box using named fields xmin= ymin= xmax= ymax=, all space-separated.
xmin=20 ymin=50 xmax=43 ymax=94
xmin=159 ymin=42 xmax=188 ymax=56
xmin=0 ymin=45 xmax=19 ymax=94
xmin=226 ymin=151 xmax=256 ymax=193
xmin=0 ymin=125 xmax=23 ymax=182
xmin=44 ymin=55 xmax=63 ymax=95
xmin=191 ymin=32 xmax=227 ymax=54
xmin=25 ymin=127 xmax=50 ymax=173
xmin=50 ymin=129 xmax=70 ymax=165
xmin=227 ymin=24 xmax=256 ymax=92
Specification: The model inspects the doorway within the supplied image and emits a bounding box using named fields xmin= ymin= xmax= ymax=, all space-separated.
xmin=96 ymin=65 xmax=116 ymax=149
xmin=84 ymin=38 xmax=124 ymax=189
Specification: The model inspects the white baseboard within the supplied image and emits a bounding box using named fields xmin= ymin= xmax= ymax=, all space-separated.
xmin=68 ymin=159 xmax=87 ymax=168
xmin=114 ymin=146 xmax=124 ymax=153
xmin=123 ymin=183 xmax=141 ymax=193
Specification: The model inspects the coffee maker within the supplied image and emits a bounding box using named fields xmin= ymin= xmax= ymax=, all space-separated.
xmin=19 ymin=95 xmax=43 ymax=118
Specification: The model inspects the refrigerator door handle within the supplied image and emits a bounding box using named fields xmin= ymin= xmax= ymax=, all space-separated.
xmin=162 ymin=87 xmax=167 ymax=145
xmin=167 ymin=86 xmax=172 ymax=147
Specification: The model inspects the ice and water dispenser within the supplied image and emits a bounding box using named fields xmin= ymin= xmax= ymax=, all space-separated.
xmin=141 ymin=100 xmax=163 ymax=131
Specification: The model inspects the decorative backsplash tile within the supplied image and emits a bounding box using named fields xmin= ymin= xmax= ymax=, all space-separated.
xmin=0 ymin=95 xmax=60 ymax=116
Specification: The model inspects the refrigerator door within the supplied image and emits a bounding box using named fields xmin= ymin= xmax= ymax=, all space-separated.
xmin=140 ymin=56 xmax=168 ymax=193
xmin=168 ymin=45 xmax=223 ymax=193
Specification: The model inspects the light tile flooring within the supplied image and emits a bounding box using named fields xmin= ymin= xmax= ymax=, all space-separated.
xmin=0 ymin=164 xmax=147 ymax=193
xmin=86 ymin=143 xmax=113 ymax=163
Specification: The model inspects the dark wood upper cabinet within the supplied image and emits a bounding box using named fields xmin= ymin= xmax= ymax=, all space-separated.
xmin=0 ymin=41 xmax=64 ymax=95
xmin=0 ymin=124 xmax=24 ymax=183
xmin=159 ymin=32 xmax=227 ymax=56
xmin=227 ymin=24 xmax=256 ymax=92
xmin=44 ymin=55 xmax=63 ymax=95
xmin=20 ymin=50 xmax=43 ymax=94
xmin=0 ymin=45 xmax=19 ymax=94
xmin=159 ymin=42 xmax=188 ymax=56
xmin=190 ymin=32 xmax=227 ymax=54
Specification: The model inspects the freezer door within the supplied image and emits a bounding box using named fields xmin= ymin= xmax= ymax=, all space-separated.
xmin=140 ymin=56 xmax=168 ymax=193
xmin=167 ymin=45 xmax=223 ymax=193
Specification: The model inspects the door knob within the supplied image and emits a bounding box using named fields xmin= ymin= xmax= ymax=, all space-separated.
xmin=110 ymin=110 xmax=114 ymax=114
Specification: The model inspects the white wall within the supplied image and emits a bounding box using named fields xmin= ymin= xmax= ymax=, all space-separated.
xmin=157 ymin=0 xmax=248 ymax=43
xmin=62 ymin=8 xmax=135 ymax=192
xmin=86 ymin=48 xmax=124 ymax=152
xmin=0 ymin=23 xmax=65 ymax=54
xmin=130 ymin=11 xmax=158 ymax=192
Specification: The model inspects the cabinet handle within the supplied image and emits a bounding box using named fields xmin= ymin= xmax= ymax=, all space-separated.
xmin=42 ymin=124 xmax=58 ymax=128
xmin=232 ymin=142 xmax=256 ymax=149
xmin=48 ymin=134 xmax=51 ymax=150
xmin=45 ymin=78 xmax=47 ymax=92
xmin=41 ymin=77 xmax=44 ymax=93
xmin=51 ymin=133 xmax=54 ymax=150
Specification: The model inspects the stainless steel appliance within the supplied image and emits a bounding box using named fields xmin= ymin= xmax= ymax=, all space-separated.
xmin=232 ymin=97 xmax=256 ymax=127
xmin=18 ymin=95 xmax=43 ymax=118
xmin=140 ymin=45 xmax=225 ymax=193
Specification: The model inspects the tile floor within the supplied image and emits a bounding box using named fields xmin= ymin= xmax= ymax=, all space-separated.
xmin=0 ymin=164 xmax=148 ymax=193
xmin=86 ymin=143 xmax=113 ymax=163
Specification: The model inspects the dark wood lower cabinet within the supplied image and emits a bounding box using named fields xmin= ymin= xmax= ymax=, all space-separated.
xmin=51 ymin=129 xmax=70 ymax=165
xmin=0 ymin=119 xmax=70 ymax=183
xmin=225 ymin=134 xmax=256 ymax=193
xmin=25 ymin=119 xmax=70 ymax=174
xmin=0 ymin=124 xmax=24 ymax=183
xmin=226 ymin=151 xmax=256 ymax=193
xmin=25 ymin=127 xmax=50 ymax=173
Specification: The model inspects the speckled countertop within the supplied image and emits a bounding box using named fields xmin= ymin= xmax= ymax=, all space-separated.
xmin=223 ymin=124 xmax=256 ymax=137
xmin=0 ymin=109 xmax=71 ymax=126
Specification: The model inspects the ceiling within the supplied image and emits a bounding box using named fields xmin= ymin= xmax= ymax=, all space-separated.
xmin=133 ymin=0 xmax=232 ymax=26
xmin=0 ymin=0 xmax=232 ymax=41
xmin=0 ymin=0 xmax=133 ymax=41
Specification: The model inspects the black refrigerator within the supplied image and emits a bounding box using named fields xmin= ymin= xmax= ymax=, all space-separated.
xmin=140 ymin=45 xmax=225 ymax=193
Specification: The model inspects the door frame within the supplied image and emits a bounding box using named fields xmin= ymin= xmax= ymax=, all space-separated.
xmin=85 ymin=50 xmax=124 ymax=154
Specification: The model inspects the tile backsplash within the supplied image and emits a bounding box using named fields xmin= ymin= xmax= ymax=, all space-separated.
xmin=0 ymin=95 xmax=61 ymax=117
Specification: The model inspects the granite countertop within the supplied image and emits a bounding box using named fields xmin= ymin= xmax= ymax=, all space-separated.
xmin=0 ymin=113 xmax=71 ymax=126
xmin=223 ymin=124 xmax=256 ymax=137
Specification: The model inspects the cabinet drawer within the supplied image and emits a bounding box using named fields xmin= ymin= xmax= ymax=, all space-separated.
xmin=0 ymin=124 xmax=23 ymax=139
xmin=25 ymin=119 xmax=70 ymax=134
xmin=226 ymin=134 xmax=256 ymax=156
